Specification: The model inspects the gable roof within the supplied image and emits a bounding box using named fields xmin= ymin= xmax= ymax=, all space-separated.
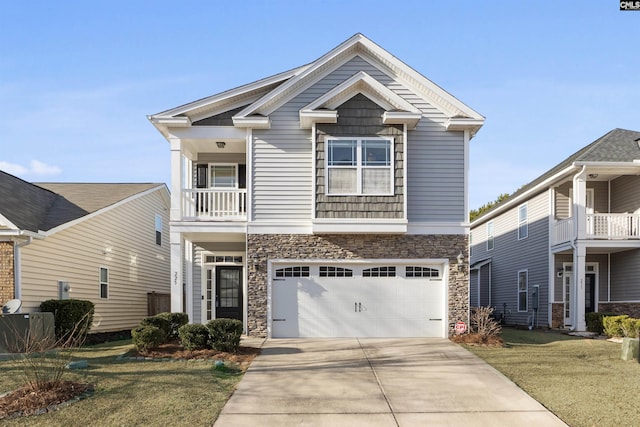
xmin=0 ymin=170 xmax=164 ymax=234
xmin=149 ymin=33 xmax=484 ymax=137
xmin=472 ymin=128 xmax=640 ymax=225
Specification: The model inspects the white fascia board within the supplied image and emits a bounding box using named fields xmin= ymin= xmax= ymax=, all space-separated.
xmin=150 ymin=116 xmax=191 ymax=127
xmin=247 ymin=222 xmax=312 ymax=235
xmin=382 ymin=112 xmax=422 ymax=129
xmin=445 ymin=117 xmax=485 ymax=138
xmin=170 ymin=221 xmax=248 ymax=235
xmin=407 ymin=222 xmax=468 ymax=235
xmin=0 ymin=213 xmax=19 ymax=230
xmin=574 ymin=161 xmax=640 ymax=168
xmin=312 ymin=219 xmax=408 ymax=234
xmin=168 ymin=126 xmax=247 ymax=140
xmin=299 ymin=110 xmax=338 ymax=129
xmin=232 ymin=116 xmax=270 ymax=129
xmin=45 ymin=185 xmax=168 ymax=237
xmin=470 ymin=164 xmax=579 ymax=227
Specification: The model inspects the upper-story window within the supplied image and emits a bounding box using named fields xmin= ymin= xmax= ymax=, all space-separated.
xmin=155 ymin=214 xmax=162 ymax=246
xmin=487 ymin=221 xmax=494 ymax=251
xmin=518 ymin=203 xmax=528 ymax=240
xmin=196 ymin=163 xmax=246 ymax=189
xmin=326 ymin=137 xmax=393 ymax=195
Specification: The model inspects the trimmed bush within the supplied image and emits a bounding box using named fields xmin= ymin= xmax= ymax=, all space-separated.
xmin=206 ymin=319 xmax=243 ymax=353
xmin=603 ymin=315 xmax=629 ymax=337
xmin=156 ymin=312 xmax=189 ymax=340
xmin=586 ymin=312 xmax=616 ymax=335
xmin=40 ymin=299 xmax=95 ymax=341
xmin=140 ymin=315 xmax=170 ymax=342
xmin=178 ymin=324 xmax=210 ymax=350
xmin=131 ymin=325 xmax=164 ymax=352
xmin=621 ymin=318 xmax=640 ymax=338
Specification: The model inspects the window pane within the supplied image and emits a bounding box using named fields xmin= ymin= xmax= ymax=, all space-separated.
xmin=211 ymin=165 xmax=237 ymax=188
xmin=328 ymin=140 xmax=356 ymax=166
xmin=362 ymin=140 xmax=390 ymax=166
xmin=328 ymin=168 xmax=357 ymax=193
xmin=100 ymin=268 xmax=108 ymax=283
xmin=362 ymin=168 xmax=390 ymax=194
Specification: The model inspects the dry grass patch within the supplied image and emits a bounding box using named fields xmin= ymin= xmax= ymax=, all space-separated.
xmin=0 ymin=339 xmax=257 ymax=426
xmin=464 ymin=328 xmax=640 ymax=427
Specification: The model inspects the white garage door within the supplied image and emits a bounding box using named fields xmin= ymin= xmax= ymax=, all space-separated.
xmin=270 ymin=262 xmax=445 ymax=338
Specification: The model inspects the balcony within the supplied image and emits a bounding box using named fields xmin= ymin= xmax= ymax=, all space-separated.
xmin=552 ymin=213 xmax=640 ymax=245
xmin=181 ymin=189 xmax=247 ymax=220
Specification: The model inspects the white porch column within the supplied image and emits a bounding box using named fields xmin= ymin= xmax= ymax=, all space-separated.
xmin=573 ymin=167 xmax=587 ymax=240
xmin=170 ymin=231 xmax=184 ymax=313
xmin=169 ymin=137 xmax=183 ymax=222
xmin=574 ymin=244 xmax=587 ymax=331
xmin=185 ymin=239 xmax=194 ymax=323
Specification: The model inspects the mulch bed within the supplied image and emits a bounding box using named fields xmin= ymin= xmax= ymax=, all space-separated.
xmin=450 ymin=333 xmax=504 ymax=347
xmin=131 ymin=341 xmax=260 ymax=368
xmin=0 ymin=381 xmax=93 ymax=420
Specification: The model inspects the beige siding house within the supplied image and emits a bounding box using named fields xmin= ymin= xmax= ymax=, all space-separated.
xmin=0 ymin=171 xmax=170 ymax=333
xmin=149 ymin=34 xmax=484 ymax=338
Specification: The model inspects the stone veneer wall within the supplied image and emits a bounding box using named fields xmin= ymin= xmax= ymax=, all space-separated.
xmin=551 ymin=303 xmax=564 ymax=328
xmin=246 ymin=234 xmax=469 ymax=337
xmin=0 ymin=241 xmax=15 ymax=305
xmin=598 ymin=302 xmax=640 ymax=318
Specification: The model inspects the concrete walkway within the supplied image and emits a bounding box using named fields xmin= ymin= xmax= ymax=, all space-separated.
xmin=215 ymin=338 xmax=567 ymax=426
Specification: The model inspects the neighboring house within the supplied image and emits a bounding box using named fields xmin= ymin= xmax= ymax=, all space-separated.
xmin=470 ymin=129 xmax=640 ymax=331
xmin=0 ymin=170 xmax=171 ymax=333
xmin=149 ymin=33 xmax=484 ymax=338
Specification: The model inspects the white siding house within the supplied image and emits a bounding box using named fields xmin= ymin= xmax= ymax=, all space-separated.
xmin=149 ymin=34 xmax=484 ymax=338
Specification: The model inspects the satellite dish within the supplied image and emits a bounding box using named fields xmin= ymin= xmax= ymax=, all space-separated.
xmin=2 ymin=299 xmax=21 ymax=314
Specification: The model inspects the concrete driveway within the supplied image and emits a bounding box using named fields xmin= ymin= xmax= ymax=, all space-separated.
xmin=214 ymin=338 xmax=566 ymax=426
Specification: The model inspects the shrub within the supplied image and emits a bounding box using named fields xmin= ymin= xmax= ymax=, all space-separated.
xmin=140 ymin=315 xmax=170 ymax=342
xmin=156 ymin=312 xmax=189 ymax=340
xmin=603 ymin=315 xmax=629 ymax=337
xmin=621 ymin=318 xmax=640 ymax=338
xmin=40 ymin=299 xmax=95 ymax=341
xmin=206 ymin=319 xmax=243 ymax=353
xmin=586 ymin=312 xmax=616 ymax=335
xmin=178 ymin=324 xmax=210 ymax=350
xmin=131 ymin=325 xmax=164 ymax=352
xmin=470 ymin=306 xmax=502 ymax=341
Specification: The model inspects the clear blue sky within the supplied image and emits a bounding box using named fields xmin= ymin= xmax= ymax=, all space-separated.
xmin=1 ymin=1 xmax=638 ymax=210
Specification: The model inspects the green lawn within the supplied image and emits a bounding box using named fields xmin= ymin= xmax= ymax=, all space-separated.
xmin=466 ymin=328 xmax=639 ymax=427
xmin=0 ymin=340 xmax=244 ymax=426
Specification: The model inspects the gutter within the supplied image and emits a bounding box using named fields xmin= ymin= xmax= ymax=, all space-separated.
xmin=14 ymin=236 xmax=34 ymax=304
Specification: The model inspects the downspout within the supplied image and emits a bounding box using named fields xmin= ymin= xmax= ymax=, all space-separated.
xmin=14 ymin=236 xmax=33 ymax=305
xmin=569 ymin=165 xmax=586 ymax=331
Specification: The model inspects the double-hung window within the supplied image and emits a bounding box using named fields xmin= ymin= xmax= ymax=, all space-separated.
xmin=99 ymin=267 xmax=109 ymax=299
xmin=518 ymin=270 xmax=528 ymax=312
xmin=518 ymin=203 xmax=528 ymax=240
xmin=326 ymin=138 xmax=393 ymax=195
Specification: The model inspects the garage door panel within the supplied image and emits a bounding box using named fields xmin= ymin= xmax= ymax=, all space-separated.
xmin=271 ymin=263 xmax=445 ymax=338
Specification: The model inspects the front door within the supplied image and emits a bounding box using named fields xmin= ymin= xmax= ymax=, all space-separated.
xmin=215 ymin=266 xmax=243 ymax=321
xmin=585 ymin=273 xmax=596 ymax=314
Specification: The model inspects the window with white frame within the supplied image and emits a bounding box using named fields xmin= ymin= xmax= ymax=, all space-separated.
xmin=487 ymin=221 xmax=494 ymax=251
xmin=155 ymin=214 xmax=162 ymax=246
xmin=99 ymin=267 xmax=109 ymax=299
xmin=326 ymin=138 xmax=393 ymax=195
xmin=210 ymin=164 xmax=237 ymax=188
xmin=518 ymin=270 xmax=528 ymax=312
xmin=518 ymin=203 xmax=528 ymax=240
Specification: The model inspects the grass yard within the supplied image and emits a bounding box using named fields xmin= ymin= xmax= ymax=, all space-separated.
xmin=465 ymin=328 xmax=639 ymax=427
xmin=0 ymin=340 xmax=245 ymax=426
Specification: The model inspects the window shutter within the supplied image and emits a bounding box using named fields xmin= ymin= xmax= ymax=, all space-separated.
xmin=196 ymin=164 xmax=208 ymax=188
xmin=238 ymin=164 xmax=246 ymax=189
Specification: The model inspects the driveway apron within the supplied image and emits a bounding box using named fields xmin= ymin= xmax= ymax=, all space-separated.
xmin=214 ymin=338 xmax=567 ymax=427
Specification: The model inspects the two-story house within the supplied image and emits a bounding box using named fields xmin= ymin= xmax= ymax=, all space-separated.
xmin=470 ymin=129 xmax=640 ymax=331
xmin=149 ymin=34 xmax=484 ymax=338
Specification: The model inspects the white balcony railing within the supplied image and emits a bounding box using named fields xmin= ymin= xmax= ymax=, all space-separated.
xmin=181 ymin=189 xmax=247 ymax=219
xmin=587 ymin=213 xmax=640 ymax=239
xmin=553 ymin=217 xmax=574 ymax=245
xmin=553 ymin=213 xmax=640 ymax=245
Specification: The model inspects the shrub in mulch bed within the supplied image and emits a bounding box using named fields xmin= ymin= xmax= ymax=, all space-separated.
xmin=0 ymin=380 xmax=93 ymax=420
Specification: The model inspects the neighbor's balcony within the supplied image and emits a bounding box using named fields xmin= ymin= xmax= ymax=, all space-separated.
xmin=181 ymin=189 xmax=247 ymax=220
xmin=552 ymin=213 xmax=640 ymax=245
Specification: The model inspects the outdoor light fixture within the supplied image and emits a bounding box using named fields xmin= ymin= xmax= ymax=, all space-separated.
xmin=216 ymin=141 xmax=226 ymax=148
xmin=588 ymin=173 xmax=598 ymax=179
xmin=456 ymin=251 xmax=465 ymax=271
